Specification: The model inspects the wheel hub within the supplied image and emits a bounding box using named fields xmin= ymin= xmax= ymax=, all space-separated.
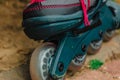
xmin=90 ymin=40 xmax=102 ymax=49
xmin=72 ymin=54 xmax=86 ymax=66
xmin=40 ymin=48 xmax=55 ymax=80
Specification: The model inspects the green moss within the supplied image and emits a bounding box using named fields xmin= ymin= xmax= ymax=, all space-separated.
xmin=89 ymin=59 xmax=103 ymax=70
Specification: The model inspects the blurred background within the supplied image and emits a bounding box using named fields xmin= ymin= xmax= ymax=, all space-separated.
xmin=0 ymin=0 xmax=39 ymax=71
xmin=0 ymin=0 xmax=120 ymax=80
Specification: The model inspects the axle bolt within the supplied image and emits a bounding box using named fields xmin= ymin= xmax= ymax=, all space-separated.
xmin=58 ymin=62 xmax=64 ymax=72
xmin=81 ymin=44 xmax=87 ymax=52
xmin=99 ymin=30 xmax=103 ymax=37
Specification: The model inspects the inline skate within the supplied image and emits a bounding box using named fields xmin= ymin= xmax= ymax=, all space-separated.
xmin=22 ymin=0 xmax=120 ymax=80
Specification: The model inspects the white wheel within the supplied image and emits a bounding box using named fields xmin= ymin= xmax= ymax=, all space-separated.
xmin=103 ymin=30 xmax=115 ymax=42
xmin=87 ymin=39 xmax=103 ymax=55
xmin=69 ymin=54 xmax=86 ymax=72
xmin=30 ymin=43 xmax=64 ymax=80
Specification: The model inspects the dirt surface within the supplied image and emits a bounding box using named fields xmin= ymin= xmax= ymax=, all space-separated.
xmin=66 ymin=55 xmax=120 ymax=80
xmin=66 ymin=59 xmax=120 ymax=80
xmin=0 ymin=0 xmax=39 ymax=71
xmin=115 ymin=0 xmax=120 ymax=3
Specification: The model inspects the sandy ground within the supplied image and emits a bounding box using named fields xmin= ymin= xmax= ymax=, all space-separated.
xmin=0 ymin=0 xmax=39 ymax=71
xmin=66 ymin=59 xmax=120 ymax=80
xmin=115 ymin=0 xmax=120 ymax=3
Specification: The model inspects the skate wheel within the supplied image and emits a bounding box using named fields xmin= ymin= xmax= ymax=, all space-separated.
xmin=30 ymin=42 xmax=64 ymax=80
xmin=87 ymin=39 xmax=103 ymax=55
xmin=69 ymin=54 xmax=86 ymax=72
xmin=103 ymin=30 xmax=115 ymax=42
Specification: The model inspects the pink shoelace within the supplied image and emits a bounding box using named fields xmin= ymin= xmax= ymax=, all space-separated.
xmin=30 ymin=0 xmax=45 ymax=4
xmin=80 ymin=0 xmax=90 ymax=26
xmin=30 ymin=0 xmax=90 ymax=26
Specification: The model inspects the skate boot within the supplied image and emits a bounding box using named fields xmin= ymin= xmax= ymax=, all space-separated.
xmin=22 ymin=0 xmax=116 ymax=80
xmin=23 ymin=0 xmax=105 ymax=40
